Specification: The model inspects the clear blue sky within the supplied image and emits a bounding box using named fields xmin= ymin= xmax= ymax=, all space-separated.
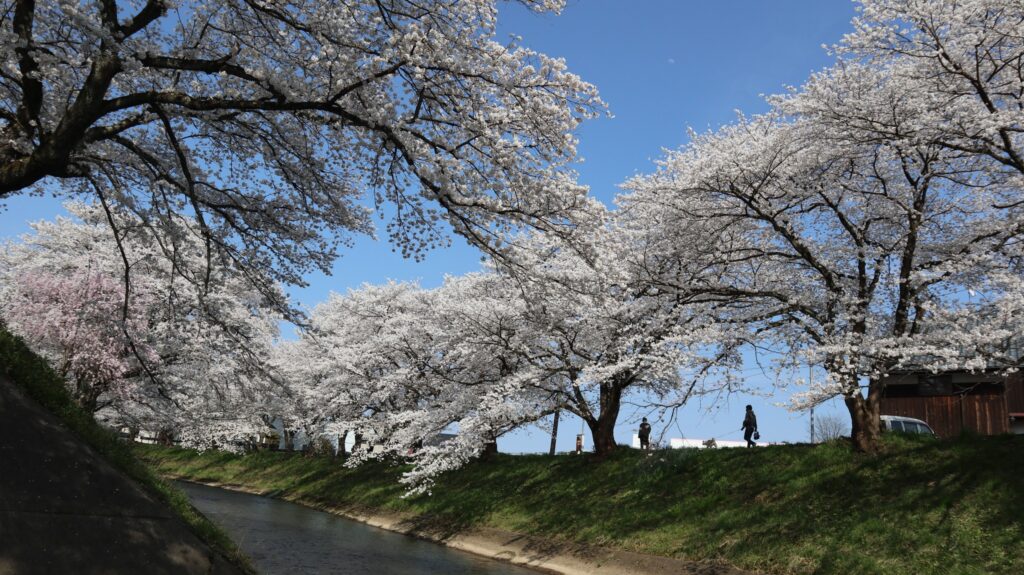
xmin=0 ymin=0 xmax=858 ymax=451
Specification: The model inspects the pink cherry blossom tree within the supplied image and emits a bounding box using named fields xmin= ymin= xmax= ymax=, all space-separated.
xmin=0 ymin=203 xmax=282 ymax=436
xmin=4 ymin=268 xmax=156 ymax=411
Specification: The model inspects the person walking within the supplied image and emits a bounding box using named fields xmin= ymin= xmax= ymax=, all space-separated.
xmin=638 ymin=417 xmax=652 ymax=451
xmin=742 ymin=405 xmax=759 ymax=448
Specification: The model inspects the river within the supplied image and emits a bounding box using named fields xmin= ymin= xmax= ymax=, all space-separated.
xmin=176 ymin=481 xmax=541 ymax=575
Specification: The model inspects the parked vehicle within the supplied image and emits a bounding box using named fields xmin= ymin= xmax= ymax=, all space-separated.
xmin=880 ymin=415 xmax=936 ymax=436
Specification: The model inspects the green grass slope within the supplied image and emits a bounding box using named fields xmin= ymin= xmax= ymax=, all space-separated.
xmin=0 ymin=326 xmax=254 ymax=574
xmin=138 ymin=433 xmax=1024 ymax=575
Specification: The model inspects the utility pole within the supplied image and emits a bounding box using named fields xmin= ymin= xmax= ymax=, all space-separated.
xmin=809 ymin=364 xmax=816 ymax=443
xmin=548 ymin=410 xmax=560 ymax=456
xmin=575 ymin=416 xmax=585 ymax=455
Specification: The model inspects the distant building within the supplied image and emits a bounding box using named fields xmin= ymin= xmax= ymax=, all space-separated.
xmin=632 ymin=434 xmax=765 ymax=449
xmin=404 ymin=432 xmax=458 ymax=455
xmin=879 ymin=371 xmax=1024 ymax=438
xmin=120 ymin=427 xmax=175 ymax=446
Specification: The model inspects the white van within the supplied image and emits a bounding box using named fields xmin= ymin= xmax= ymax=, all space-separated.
xmin=880 ymin=415 xmax=936 ymax=436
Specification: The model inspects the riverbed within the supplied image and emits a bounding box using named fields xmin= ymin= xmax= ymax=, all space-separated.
xmin=176 ymin=481 xmax=541 ymax=575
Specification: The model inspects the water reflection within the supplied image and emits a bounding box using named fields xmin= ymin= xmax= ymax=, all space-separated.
xmin=176 ymin=481 xmax=539 ymax=575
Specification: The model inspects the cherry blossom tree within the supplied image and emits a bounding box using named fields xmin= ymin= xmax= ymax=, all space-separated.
xmin=616 ymin=0 xmax=1024 ymax=454
xmin=0 ymin=203 xmax=282 ymax=435
xmin=0 ymin=0 xmax=603 ymax=308
xmin=278 ymin=278 xmax=538 ymax=487
xmin=832 ymin=0 xmax=1024 ymax=178
xmin=485 ymin=228 xmax=743 ymax=456
xmin=623 ymin=110 xmax=1024 ymax=453
xmin=3 ymin=268 xmax=156 ymax=411
xmin=280 ymin=215 xmax=742 ymax=491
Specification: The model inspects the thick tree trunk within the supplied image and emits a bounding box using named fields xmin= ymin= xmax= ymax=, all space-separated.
xmin=74 ymin=379 xmax=102 ymax=413
xmin=479 ymin=429 xmax=500 ymax=460
xmin=587 ymin=383 xmax=623 ymax=456
xmin=482 ymin=440 xmax=499 ymax=458
xmin=845 ymin=379 xmax=882 ymax=453
xmin=75 ymin=393 xmax=98 ymax=414
xmin=588 ymin=418 xmax=616 ymax=455
xmin=156 ymin=428 xmax=174 ymax=446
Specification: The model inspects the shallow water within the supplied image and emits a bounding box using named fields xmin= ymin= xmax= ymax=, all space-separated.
xmin=176 ymin=481 xmax=540 ymax=575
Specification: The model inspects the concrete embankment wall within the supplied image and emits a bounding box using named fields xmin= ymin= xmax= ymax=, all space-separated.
xmin=0 ymin=378 xmax=244 ymax=575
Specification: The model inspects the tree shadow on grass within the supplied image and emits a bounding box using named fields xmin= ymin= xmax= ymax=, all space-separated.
xmin=417 ymin=439 xmax=1022 ymax=574
xmin=149 ymin=435 xmax=1024 ymax=575
xmin=680 ymin=436 xmax=1024 ymax=574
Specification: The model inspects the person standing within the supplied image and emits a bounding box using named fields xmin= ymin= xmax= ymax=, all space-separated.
xmin=742 ymin=405 xmax=758 ymax=448
xmin=638 ymin=417 xmax=652 ymax=451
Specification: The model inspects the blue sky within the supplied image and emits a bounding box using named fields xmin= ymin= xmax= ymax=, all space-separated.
xmin=0 ymin=1 xmax=858 ymax=451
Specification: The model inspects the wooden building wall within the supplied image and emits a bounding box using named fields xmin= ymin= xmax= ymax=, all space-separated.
xmin=1006 ymin=373 xmax=1024 ymax=415
xmin=880 ymin=394 xmax=1010 ymax=438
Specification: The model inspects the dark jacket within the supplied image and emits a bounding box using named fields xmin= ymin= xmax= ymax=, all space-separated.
xmin=639 ymin=422 xmax=652 ymax=438
xmin=742 ymin=411 xmax=757 ymax=430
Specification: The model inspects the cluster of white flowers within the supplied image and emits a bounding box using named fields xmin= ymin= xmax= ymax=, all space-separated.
xmin=0 ymin=202 xmax=283 ymax=440
xmin=0 ymin=0 xmax=603 ymax=306
xmin=270 ymin=215 xmax=740 ymax=491
xmin=622 ymin=0 xmax=1024 ymax=451
xmin=4 ymin=0 xmax=1024 ymax=481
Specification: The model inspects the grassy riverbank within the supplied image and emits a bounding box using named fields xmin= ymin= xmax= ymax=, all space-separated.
xmin=137 ymin=433 xmax=1024 ymax=575
xmin=0 ymin=327 xmax=254 ymax=574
